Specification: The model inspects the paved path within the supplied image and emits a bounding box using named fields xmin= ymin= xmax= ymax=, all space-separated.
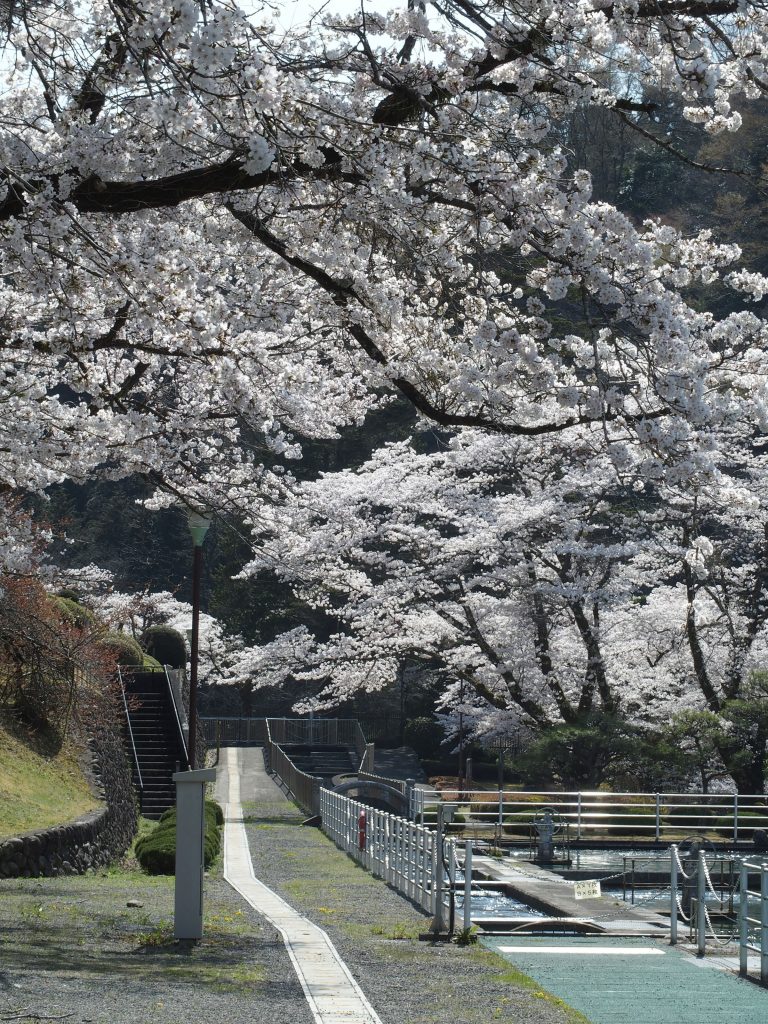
xmin=220 ymin=747 xmax=383 ymax=1024
xmin=481 ymin=934 xmax=768 ymax=1024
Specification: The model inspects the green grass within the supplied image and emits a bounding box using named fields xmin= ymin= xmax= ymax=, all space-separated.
xmin=0 ymin=717 xmax=99 ymax=839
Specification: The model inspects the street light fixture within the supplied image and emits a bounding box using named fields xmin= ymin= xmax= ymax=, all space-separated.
xmin=187 ymin=509 xmax=210 ymax=770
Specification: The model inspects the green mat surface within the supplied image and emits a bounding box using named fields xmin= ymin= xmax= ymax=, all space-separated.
xmin=481 ymin=935 xmax=768 ymax=1024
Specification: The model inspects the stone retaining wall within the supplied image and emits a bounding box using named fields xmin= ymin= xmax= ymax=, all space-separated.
xmin=0 ymin=720 xmax=138 ymax=879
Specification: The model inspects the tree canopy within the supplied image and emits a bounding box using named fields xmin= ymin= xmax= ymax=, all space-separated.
xmin=6 ymin=0 xmax=768 ymax=787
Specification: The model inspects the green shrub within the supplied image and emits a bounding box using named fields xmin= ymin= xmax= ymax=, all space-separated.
xmin=142 ymin=625 xmax=187 ymax=669
xmin=712 ymin=809 xmax=768 ymax=837
xmin=52 ymin=596 xmax=97 ymax=629
xmin=142 ymin=653 xmax=164 ymax=670
xmin=579 ymin=803 xmax=656 ymax=838
xmin=136 ymin=800 xmax=224 ymax=875
xmin=100 ymin=631 xmax=144 ymax=667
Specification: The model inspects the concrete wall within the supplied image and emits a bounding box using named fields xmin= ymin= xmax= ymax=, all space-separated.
xmin=0 ymin=721 xmax=138 ymax=879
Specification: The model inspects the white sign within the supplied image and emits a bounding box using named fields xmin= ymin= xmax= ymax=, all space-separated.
xmin=573 ymin=880 xmax=601 ymax=900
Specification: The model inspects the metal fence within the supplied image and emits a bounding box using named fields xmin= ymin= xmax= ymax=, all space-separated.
xmin=415 ymin=788 xmax=768 ymax=841
xmin=201 ymin=717 xmax=269 ymax=745
xmin=320 ymin=787 xmax=453 ymax=917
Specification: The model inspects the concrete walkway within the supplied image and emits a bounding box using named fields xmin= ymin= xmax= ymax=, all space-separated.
xmin=220 ymin=747 xmax=383 ymax=1024
xmin=482 ymin=933 xmax=768 ymax=1023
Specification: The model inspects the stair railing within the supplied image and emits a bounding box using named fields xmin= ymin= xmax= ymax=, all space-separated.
xmin=164 ymin=666 xmax=190 ymax=769
xmin=118 ymin=666 xmax=144 ymax=802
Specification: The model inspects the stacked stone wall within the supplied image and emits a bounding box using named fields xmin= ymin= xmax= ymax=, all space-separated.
xmin=0 ymin=721 xmax=137 ymax=879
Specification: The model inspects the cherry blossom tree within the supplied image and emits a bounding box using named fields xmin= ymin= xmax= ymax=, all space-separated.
xmin=2 ymin=0 xmax=768 ymax=503
xmin=6 ymin=1 xmax=768 ymax=789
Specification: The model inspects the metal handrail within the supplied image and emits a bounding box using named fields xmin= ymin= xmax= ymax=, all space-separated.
xmin=118 ymin=666 xmax=143 ymax=795
xmin=444 ymin=789 xmax=768 ymax=842
xmin=164 ymin=665 xmax=189 ymax=769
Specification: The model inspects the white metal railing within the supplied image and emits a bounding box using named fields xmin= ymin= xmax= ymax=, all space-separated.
xmin=740 ymin=859 xmax=768 ymax=985
xmin=320 ymin=788 xmax=455 ymax=918
xmin=412 ymin=788 xmax=768 ymax=841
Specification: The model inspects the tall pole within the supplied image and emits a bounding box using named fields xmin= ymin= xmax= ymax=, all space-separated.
xmin=187 ymin=510 xmax=210 ymax=771
xmin=189 ymin=541 xmax=203 ymax=769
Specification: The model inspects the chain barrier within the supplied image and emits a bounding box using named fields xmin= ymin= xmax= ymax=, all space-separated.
xmin=675 ymin=888 xmax=691 ymax=923
xmin=673 ymin=846 xmax=695 ymax=880
xmin=703 ymin=903 xmax=739 ymax=946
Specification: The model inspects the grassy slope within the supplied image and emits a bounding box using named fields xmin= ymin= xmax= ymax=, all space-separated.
xmin=0 ymin=717 xmax=100 ymax=839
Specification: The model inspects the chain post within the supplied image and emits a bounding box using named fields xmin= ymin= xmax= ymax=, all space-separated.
xmin=670 ymin=845 xmax=678 ymax=945
xmin=697 ymin=850 xmax=706 ymax=956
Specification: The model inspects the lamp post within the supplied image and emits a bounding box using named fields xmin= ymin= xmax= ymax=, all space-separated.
xmin=187 ymin=509 xmax=210 ymax=770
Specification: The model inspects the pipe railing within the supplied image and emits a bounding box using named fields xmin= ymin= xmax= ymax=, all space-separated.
xmin=117 ymin=667 xmax=143 ymax=799
xmin=164 ymin=666 xmax=189 ymax=769
xmin=415 ymin=788 xmax=768 ymax=842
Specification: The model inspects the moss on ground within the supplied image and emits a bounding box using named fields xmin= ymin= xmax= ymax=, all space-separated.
xmin=0 ymin=717 xmax=99 ymax=838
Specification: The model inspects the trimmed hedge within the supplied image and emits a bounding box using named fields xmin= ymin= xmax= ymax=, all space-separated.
xmin=135 ymin=800 xmax=223 ymax=875
xmin=100 ymin=631 xmax=144 ymax=667
xmin=142 ymin=625 xmax=187 ymax=669
xmin=52 ymin=595 xmax=97 ymax=629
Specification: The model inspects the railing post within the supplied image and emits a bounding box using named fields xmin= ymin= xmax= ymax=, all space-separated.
xmin=655 ymin=794 xmax=660 ymax=842
xmin=670 ymin=845 xmax=678 ymax=945
xmin=734 ymin=794 xmax=739 ymax=845
xmin=431 ymin=807 xmax=446 ymax=932
xmin=498 ymin=788 xmax=503 ymax=829
xmin=464 ymin=841 xmax=472 ymax=933
xmin=577 ymin=792 xmax=582 ymax=841
xmin=739 ymin=860 xmax=749 ymax=977
xmin=406 ymin=778 xmax=415 ymax=820
xmin=697 ymin=850 xmax=707 ymax=956
xmin=761 ymin=864 xmax=768 ymax=985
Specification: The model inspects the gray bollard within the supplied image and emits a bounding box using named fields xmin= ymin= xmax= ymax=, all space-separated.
xmin=173 ymin=766 xmax=217 ymax=940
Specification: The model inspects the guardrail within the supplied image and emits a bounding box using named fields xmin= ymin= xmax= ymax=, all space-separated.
xmin=414 ymin=788 xmax=768 ymax=842
xmin=264 ymin=720 xmax=322 ymax=816
xmin=320 ymin=788 xmax=454 ymax=918
xmin=164 ymin=666 xmax=189 ymax=769
xmin=740 ymin=859 xmax=768 ymax=984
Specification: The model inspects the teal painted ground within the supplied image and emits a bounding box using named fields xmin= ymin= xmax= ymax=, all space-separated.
xmin=481 ymin=935 xmax=768 ymax=1024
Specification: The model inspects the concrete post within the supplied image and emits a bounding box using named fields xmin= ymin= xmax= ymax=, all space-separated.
xmin=173 ymin=767 xmax=216 ymax=940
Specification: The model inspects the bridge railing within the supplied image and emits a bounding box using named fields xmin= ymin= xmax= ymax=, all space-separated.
xmin=320 ymin=787 xmax=453 ymax=917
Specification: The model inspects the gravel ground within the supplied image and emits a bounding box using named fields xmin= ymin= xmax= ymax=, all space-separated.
xmin=0 ymin=855 xmax=314 ymax=1024
xmin=242 ymin=764 xmax=587 ymax=1024
xmin=0 ymin=751 xmax=587 ymax=1024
